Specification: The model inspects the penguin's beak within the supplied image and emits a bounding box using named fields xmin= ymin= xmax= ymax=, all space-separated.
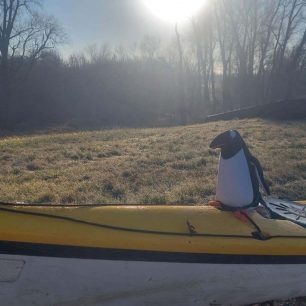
xmin=209 ymin=131 xmax=230 ymax=149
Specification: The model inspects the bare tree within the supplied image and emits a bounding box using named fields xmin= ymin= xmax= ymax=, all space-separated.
xmin=175 ymin=24 xmax=187 ymax=124
xmin=140 ymin=35 xmax=161 ymax=60
xmin=268 ymin=0 xmax=306 ymax=100
xmin=0 ymin=0 xmax=64 ymax=127
xmin=192 ymin=6 xmax=216 ymax=115
xmin=256 ymin=0 xmax=282 ymax=102
xmin=214 ymin=0 xmax=234 ymax=110
xmin=286 ymin=28 xmax=306 ymax=97
xmin=0 ymin=0 xmax=64 ymax=68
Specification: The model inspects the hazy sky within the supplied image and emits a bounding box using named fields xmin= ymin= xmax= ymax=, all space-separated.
xmin=44 ymin=0 xmax=177 ymax=56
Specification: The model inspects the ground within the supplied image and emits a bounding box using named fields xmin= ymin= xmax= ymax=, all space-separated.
xmin=0 ymin=118 xmax=305 ymax=204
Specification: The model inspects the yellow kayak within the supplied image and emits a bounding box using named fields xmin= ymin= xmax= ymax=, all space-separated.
xmin=0 ymin=201 xmax=306 ymax=306
xmin=1 ymin=202 xmax=306 ymax=257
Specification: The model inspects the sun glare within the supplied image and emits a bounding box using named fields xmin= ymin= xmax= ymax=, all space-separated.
xmin=143 ymin=0 xmax=206 ymax=23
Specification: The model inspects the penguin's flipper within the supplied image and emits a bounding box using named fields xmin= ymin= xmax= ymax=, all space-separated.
xmin=250 ymin=155 xmax=270 ymax=195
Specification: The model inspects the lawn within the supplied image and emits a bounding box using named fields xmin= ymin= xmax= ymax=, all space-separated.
xmin=0 ymin=118 xmax=305 ymax=204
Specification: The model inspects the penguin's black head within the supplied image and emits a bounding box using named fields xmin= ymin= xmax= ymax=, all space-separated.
xmin=210 ymin=130 xmax=246 ymax=159
xmin=209 ymin=130 xmax=239 ymax=149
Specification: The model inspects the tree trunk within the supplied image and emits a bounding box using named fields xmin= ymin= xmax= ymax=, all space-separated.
xmin=0 ymin=44 xmax=10 ymax=129
xmin=175 ymin=24 xmax=187 ymax=125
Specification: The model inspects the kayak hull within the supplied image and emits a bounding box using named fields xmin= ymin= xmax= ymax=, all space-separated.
xmin=1 ymin=254 xmax=306 ymax=306
xmin=1 ymin=202 xmax=306 ymax=305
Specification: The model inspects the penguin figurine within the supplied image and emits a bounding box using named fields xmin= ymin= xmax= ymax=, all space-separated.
xmin=210 ymin=130 xmax=270 ymax=210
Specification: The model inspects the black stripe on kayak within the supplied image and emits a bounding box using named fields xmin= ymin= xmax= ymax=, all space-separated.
xmin=0 ymin=241 xmax=306 ymax=264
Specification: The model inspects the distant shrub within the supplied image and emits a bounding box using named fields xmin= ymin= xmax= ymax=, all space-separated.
xmin=61 ymin=195 xmax=75 ymax=203
xmin=97 ymin=149 xmax=121 ymax=158
xmin=12 ymin=168 xmax=21 ymax=175
xmin=37 ymin=194 xmax=55 ymax=203
xmin=26 ymin=163 xmax=41 ymax=171
xmin=102 ymin=181 xmax=125 ymax=200
xmin=142 ymin=194 xmax=167 ymax=205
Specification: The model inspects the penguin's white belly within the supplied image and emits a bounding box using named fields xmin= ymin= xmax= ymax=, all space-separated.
xmin=216 ymin=149 xmax=254 ymax=207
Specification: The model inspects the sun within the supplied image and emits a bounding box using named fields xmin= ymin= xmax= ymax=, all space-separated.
xmin=143 ymin=0 xmax=206 ymax=23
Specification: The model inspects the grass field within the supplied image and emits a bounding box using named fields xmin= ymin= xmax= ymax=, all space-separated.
xmin=0 ymin=118 xmax=305 ymax=204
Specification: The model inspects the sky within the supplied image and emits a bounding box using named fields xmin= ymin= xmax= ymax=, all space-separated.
xmin=43 ymin=0 xmax=178 ymax=56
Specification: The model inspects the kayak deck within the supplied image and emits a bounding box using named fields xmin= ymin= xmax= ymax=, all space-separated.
xmin=1 ymin=203 xmax=306 ymax=256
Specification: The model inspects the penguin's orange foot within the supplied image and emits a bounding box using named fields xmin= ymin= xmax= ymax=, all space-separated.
xmin=233 ymin=211 xmax=249 ymax=223
xmin=208 ymin=200 xmax=222 ymax=208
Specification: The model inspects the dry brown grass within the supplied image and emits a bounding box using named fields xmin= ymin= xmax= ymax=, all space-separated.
xmin=0 ymin=118 xmax=305 ymax=204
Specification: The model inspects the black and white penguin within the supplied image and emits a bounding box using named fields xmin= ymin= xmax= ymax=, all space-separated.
xmin=210 ymin=130 xmax=270 ymax=210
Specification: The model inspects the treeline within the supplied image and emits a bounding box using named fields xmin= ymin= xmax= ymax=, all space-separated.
xmin=1 ymin=0 xmax=306 ymax=130
xmin=10 ymin=50 xmax=184 ymax=128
